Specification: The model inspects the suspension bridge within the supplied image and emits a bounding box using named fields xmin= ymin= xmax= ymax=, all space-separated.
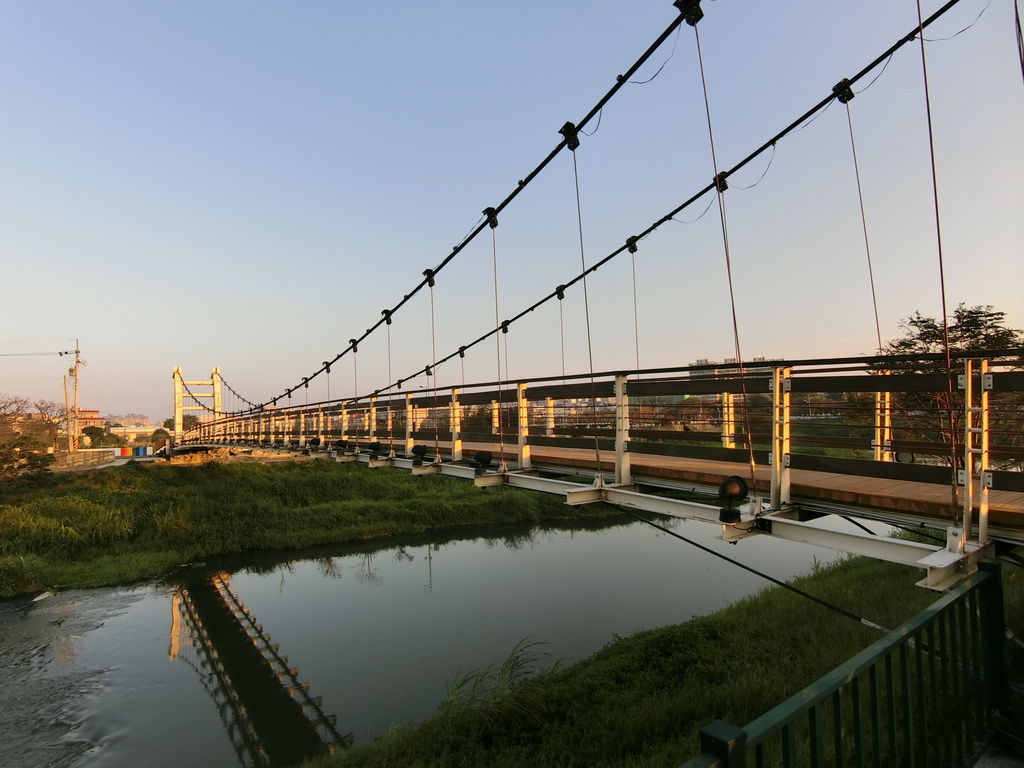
xmin=165 ymin=3 xmax=1022 ymax=762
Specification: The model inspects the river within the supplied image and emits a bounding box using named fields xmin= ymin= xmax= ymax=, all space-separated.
xmin=0 ymin=515 xmax=848 ymax=767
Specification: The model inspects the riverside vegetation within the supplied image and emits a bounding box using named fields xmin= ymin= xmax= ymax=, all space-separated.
xmin=307 ymin=554 xmax=1023 ymax=768
xmin=0 ymin=459 xmax=623 ymax=598
xmin=1 ymin=458 xmax=1020 ymax=766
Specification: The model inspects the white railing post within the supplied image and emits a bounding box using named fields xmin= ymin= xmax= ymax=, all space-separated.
xmin=614 ymin=374 xmax=632 ymax=485
xmin=721 ymin=391 xmax=736 ymax=448
xmin=770 ymin=366 xmax=792 ymax=509
xmin=405 ymin=393 xmax=415 ymax=454
xmin=517 ymin=382 xmax=532 ymax=470
xmin=873 ymin=370 xmax=893 ymax=462
xmin=451 ymin=388 xmax=463 ymax=462
xmin=545 ymin=396 xmax=555 ymax=436
xmin=960 ymin=358 xmax=992 ymax=547
xmin=369 ymin=397 xmax=377 ymax=443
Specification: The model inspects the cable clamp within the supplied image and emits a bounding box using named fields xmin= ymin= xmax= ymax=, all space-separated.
xmin=673 ymin=0 xmax=704 ymax=26
xmin=349 ymin=338 xmax=358 ymax=353
xmin=303 ymin=377 xmax=309 ymax=389
xmin=458 ymin=346 xmax=466 ymax=358
xmin=501 ymin=320 xmax=510 ymax=334
xmin=397 ymin=379 xmax=403 ymax=389
xmin=626 ymin=236 xmax=639 ymax=254
xmin=555 ymin=285 xmax=566 ymax=300
xmin=424 ymin=364 xmax=432 ymax=377
xmin=559 ymin=121 xmax=580 ymax=151
xmin=484 ymin=207 xmax=499 ymax=229
xmin=381 ymin=309 xmax=392 ymax=325
xmin=832 ymin=78 xmax=855 ymax=104
xmin=322 ymin=361 xmax=331 ymax=374
xmin=714 ymin=171 xmax=729 ymax=193
xmin=423 ymin=268 xmax=435 ymax=287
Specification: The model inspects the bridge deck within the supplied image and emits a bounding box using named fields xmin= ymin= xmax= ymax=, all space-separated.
xmin=454 ymin=441 xmax=1024 ymax=533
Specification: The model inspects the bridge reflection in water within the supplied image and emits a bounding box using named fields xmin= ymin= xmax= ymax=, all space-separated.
xmin=169 ymin=573 xmax=351 ymax=767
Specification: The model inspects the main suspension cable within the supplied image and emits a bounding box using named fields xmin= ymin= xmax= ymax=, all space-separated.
xmin=250 ymin=8 xmax=693 ymax=412
xmin=258 ymin=0 xmax=970 ymax=412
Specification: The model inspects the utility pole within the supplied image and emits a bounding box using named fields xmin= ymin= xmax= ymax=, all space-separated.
xmin=63 ymin=375 xmax=73 ymax=452
xmin=61 ymin=339 xmax=82 ymax=452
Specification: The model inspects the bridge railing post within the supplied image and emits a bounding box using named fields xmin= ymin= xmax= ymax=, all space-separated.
xmin=341 ymin=401 xmax=349 ymax=443
xmin=770 ymin=366 xmax=792 ymax=509
xmin=369 ymin=397 xmax=377 ymax=444
xmin=517 ymin=382 xmax=532 ymax=470
xmin=873 ymin=370 xmax=893 ymax=462
xmin=451 ymin=388 xmax=463 ymax=462
xmin=405 ymin=394 xmax=414 ymax=455
xmin=299 ymin=411 xmax=306 ymax=447
xmin=721 ymin=391 xmax=736 ymax=449
xmin=491 ymin=399 xmax=499 ymax=435
xmin=545 ymin=396 xmax=555 ymax=436
xmin=614 ymin=374 xmax=632 ymax=485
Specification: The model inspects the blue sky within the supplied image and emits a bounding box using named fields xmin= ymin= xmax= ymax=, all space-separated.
xmin=2 ymin=0 xmax=1021 ymax=422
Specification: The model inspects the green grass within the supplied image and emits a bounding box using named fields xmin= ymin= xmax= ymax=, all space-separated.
xmin=0 ymin=459 xmax=624 ymax=598
xmin=301 ymin=555 xmax=1024 ymax=768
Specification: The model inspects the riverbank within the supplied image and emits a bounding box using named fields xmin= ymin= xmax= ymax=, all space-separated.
xmin=0 ymin=459 xmax=624 ymax=598
xmin=304 ymin=553 xmax=1023 ymax=768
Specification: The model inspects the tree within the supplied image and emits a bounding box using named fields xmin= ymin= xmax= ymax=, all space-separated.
xmin=162 ymin=415 xmax=199 ymax=431
xmin=0 ymin=395 xmax=57 ymax=476
xmin=32 ymin=399 xmax=66 ymax=450
xmin=880 ymin=304 xmax=1023 ymax=482
xmin=150 ymin=428 xmax=170 ymax=449
xmin=884 ymin=304 xmax=1023 ymax=357
xmin=82 ymin=425 xmax=125 ymax=448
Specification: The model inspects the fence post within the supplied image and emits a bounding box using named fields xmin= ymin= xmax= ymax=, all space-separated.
xmin=369 ymin=397 xmax=377 ymax=443
xmin=699 ymin=720 xmax=747 ymax=767
xmin=978 ymin=560 xmax=1007 ymax=711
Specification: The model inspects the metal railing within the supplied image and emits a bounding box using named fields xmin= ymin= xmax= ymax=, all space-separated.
xmin=181 ymin=350 xmax=1024 ymax=500
xmin=681 ymin=562 xmax=1007 ymax=768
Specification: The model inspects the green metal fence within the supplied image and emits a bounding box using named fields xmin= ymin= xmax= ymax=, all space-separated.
xmin=682 ymin=562 xmax=1007 ymax=768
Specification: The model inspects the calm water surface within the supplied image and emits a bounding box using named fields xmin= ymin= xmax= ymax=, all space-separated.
xmin=0 ymin=516 xmax=848 ymax=767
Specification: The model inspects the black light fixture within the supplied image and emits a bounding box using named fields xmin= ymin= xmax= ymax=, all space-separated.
xmin=718 ymin=475 xmax=748 ymax=524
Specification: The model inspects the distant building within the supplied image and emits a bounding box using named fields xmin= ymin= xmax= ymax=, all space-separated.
xmin=76 ymin=409 xmax=105 ymax=431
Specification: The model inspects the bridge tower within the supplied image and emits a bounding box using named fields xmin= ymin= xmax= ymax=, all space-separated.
xmin=172 ymin=366 xmax=223 ymax=441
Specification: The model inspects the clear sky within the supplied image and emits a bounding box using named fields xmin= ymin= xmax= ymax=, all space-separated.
xmin=2 ymin=0 xmax=1021 ymax=422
